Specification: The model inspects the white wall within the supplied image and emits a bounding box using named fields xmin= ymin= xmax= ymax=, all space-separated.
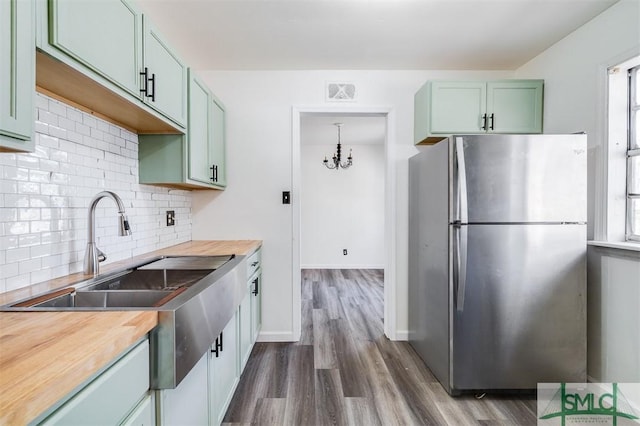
xmin=0 ymin=94 xmax=192 ymax=293
xmin=300 ymin=144 xmax=384 ymax=269
xmin=515 ymin=0 xmax=640 ymax=240
xmin=587 ymin=246 xmax=640 ymax=383
xmin=191 ymin=69 xmax=511 ymax=340
xmin=515 ymin=0 xmax=640 ymax=382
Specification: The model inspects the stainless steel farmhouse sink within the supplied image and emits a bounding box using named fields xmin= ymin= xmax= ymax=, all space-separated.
xmin=1 ymin=254 xmax=246 ymax=390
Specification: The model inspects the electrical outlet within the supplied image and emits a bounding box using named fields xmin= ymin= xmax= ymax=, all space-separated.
xmin=343 ymin=249 xmax=348 ymax=255
xmin=166 ymin=210 xmax=175 ymax=226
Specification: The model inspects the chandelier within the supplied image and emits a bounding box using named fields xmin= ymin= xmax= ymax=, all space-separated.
xmin=323 ymin=123 xmax=353 ymax=170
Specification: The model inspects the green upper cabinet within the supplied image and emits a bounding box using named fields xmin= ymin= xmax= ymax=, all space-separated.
xmin=486 ymin=81 xmax=543 ymax=134
xmin=414 ymin=79 xmax=543 ymax=144
xmin=428 ymin=81 xmax=487 ymax=134
xmin=138 ymin=69 xmax=227 ymax=190
xmin=210 ymin=96 xmax=226 ymax=187
xmin=186 ymin=72 xmax=226 ymax=188
xmin=47 ymin=0 xmax=142 ymax=97
xmin=40 ymin=0 xmax=186 ymax=130
xmin=0 ymin=0 xmax=35 ymax=152
xmin=187 ymin=75 xmax=212 ymax=185
xmin=141 ymin=16 xmax=187 ymax=127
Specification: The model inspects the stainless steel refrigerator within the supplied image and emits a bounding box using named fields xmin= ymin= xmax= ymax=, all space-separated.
xmin=408 ymin=134 xmax=587 ymax=395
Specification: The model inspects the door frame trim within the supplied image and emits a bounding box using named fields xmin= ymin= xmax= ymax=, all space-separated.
xmin=291 ymin=105 xmax=397 ymax=340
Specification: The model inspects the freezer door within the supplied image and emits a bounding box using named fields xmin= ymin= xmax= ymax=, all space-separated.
xmin=450 ymin=134 xmax=587 ymax=223
xmin=450 ymin=223 xmax=586 ymax=392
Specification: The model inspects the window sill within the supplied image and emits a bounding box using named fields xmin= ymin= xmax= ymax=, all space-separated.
xmin=588 ymin=240 xmax=640 ymax=252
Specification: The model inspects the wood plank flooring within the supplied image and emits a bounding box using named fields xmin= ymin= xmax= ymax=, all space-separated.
xmin=222 ymin=269 xmax=537 ymax=425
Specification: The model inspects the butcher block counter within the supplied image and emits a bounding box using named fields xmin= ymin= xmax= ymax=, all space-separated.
xmin=0 ymin=240 xmax=261 ymax=425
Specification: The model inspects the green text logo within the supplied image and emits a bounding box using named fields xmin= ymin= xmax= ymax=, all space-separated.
xmin=538 ymin=383 xmax=639 ymax=425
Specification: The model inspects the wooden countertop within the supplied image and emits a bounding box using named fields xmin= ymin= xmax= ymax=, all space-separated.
xmin=0 ymin=240 xmax=261 ymax=424
xmin=0 ymin=311 xmax=158 ymax=425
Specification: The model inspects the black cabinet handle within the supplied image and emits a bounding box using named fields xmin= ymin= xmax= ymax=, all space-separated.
xmin=210 ymin=165 xmax=218 ymax=182
xmin=252 ymin=277 xmax=259 ymax=296
xmin=211 ymin=331 xmax=223 ymax=357
xmin=140 ymin=67 xmax=149 ymax=98
xmin=251 ymin=261 xmax=259 ymax=267
xmin=489 ymin=113 xmax=494 ymax=130
xmin=481 ymin=113 xmax=487 ymax=130
xmin=211 ymin=336 xmax=219 ymax=357
xmin=140 ymin=67 xmax=156 ymax=102
xmin=148 ymin=72 xmax=156 ymax=102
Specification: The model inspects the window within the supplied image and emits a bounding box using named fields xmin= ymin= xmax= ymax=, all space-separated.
xmin=629 ymin=65 xmax=640 ymax=241
xmin=603 ymin=56 xmax=640 ymax=244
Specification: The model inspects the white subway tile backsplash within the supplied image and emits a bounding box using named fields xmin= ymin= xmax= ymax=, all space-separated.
xmin=0 ymin=94 xmax=193 ymax=294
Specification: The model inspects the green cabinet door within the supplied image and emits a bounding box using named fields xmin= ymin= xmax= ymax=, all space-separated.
xmin=429 ymin=81 xmax=486 ymax=134
xmin=211 ymin=96 xmax=227 ymax=187
xmin=486 ymin=80 xmax=543 ymax=133
xmin=138 ymin=71 xmax=227 ymax=190
xmin=239 ymin=290 xmax=252 ymax=370
xmin=156 ymin=354 xmax=209 ymax=426
xmin=121 ymin=394 xmax=154 ymax=426
xmin=48 ymin=0 xmax=141 ymax=97
xmin=142 ymin=17 xmax=187 ymax=127
xmin=188 ymin=74 xmax=213 ymax=184
xmin=0 ymin=0 xmax=34 ymax=152
xmin=42 ymin=340 xmax=150 ymax=425
xmin=250 ymin=271 xmax=262 ymax=342
xmin=210 ymin=312 xmax=239 ymax=425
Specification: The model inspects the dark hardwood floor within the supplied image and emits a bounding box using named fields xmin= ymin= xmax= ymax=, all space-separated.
xmin=222 ymin=269 xmax=537 ymax=425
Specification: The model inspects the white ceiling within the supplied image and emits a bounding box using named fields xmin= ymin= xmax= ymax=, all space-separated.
xmin=134 ymin=0 xmax=619 ymax=70
xmin=301 ymin=114 xmax=386 ymax=146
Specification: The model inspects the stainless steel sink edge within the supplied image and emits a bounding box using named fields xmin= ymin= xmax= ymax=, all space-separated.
xmin=0 ymin=253 xmax=248 ymax=391
xmin=151 ymin=254 xmax=246 ymax=389
xmin=0 ymin=254 xmax=235 ymax=311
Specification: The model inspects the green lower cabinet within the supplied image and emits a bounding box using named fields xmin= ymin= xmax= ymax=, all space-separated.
xmin=41 ymin=339 xmax=150 ymax=425
xmin=209 ymin=311 xmax=239 ymax=425
xmin=155 ymin=354 xmax=209 ymax=425
xmin=250 ymin=270 xmax=262 ymax=342
xmin=121 ymin=394 xmax=155 ymax=426
xmin=0 ymin=0 xmax=35 ymax=152
xmin=239 ymin=290 xmax=253 ymax=370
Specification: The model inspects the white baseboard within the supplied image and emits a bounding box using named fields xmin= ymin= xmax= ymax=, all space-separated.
xmin=301 ymin=264 xmax=385 ymax=269
xmin=256 ymin=331 xmax=297 ymax=342
xmin=393 ymin=330 xmax=409 ymax=341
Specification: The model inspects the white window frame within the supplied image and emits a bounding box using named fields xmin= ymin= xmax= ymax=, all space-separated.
xmin=628 ymin=65 xmax=640 ymax=241
xmin=595 ymin=53 xmax=640 ymax=249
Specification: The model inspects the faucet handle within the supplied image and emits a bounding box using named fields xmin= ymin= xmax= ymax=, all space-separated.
xmin=97 ymin=248 xmax=106 ymax=263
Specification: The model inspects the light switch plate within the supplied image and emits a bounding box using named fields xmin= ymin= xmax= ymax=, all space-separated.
xmin=282 ymin=191 xmax=291 ymax=204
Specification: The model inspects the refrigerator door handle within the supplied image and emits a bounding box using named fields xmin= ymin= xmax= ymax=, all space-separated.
xmin=454 ymin=225 xmax=468 ymax=312
xmin=455 ymin=137 xmax=468 ymax=224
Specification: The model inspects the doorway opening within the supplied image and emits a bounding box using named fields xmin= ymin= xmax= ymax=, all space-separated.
xmin=291 ymin=106 xmax=397 ymax=341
